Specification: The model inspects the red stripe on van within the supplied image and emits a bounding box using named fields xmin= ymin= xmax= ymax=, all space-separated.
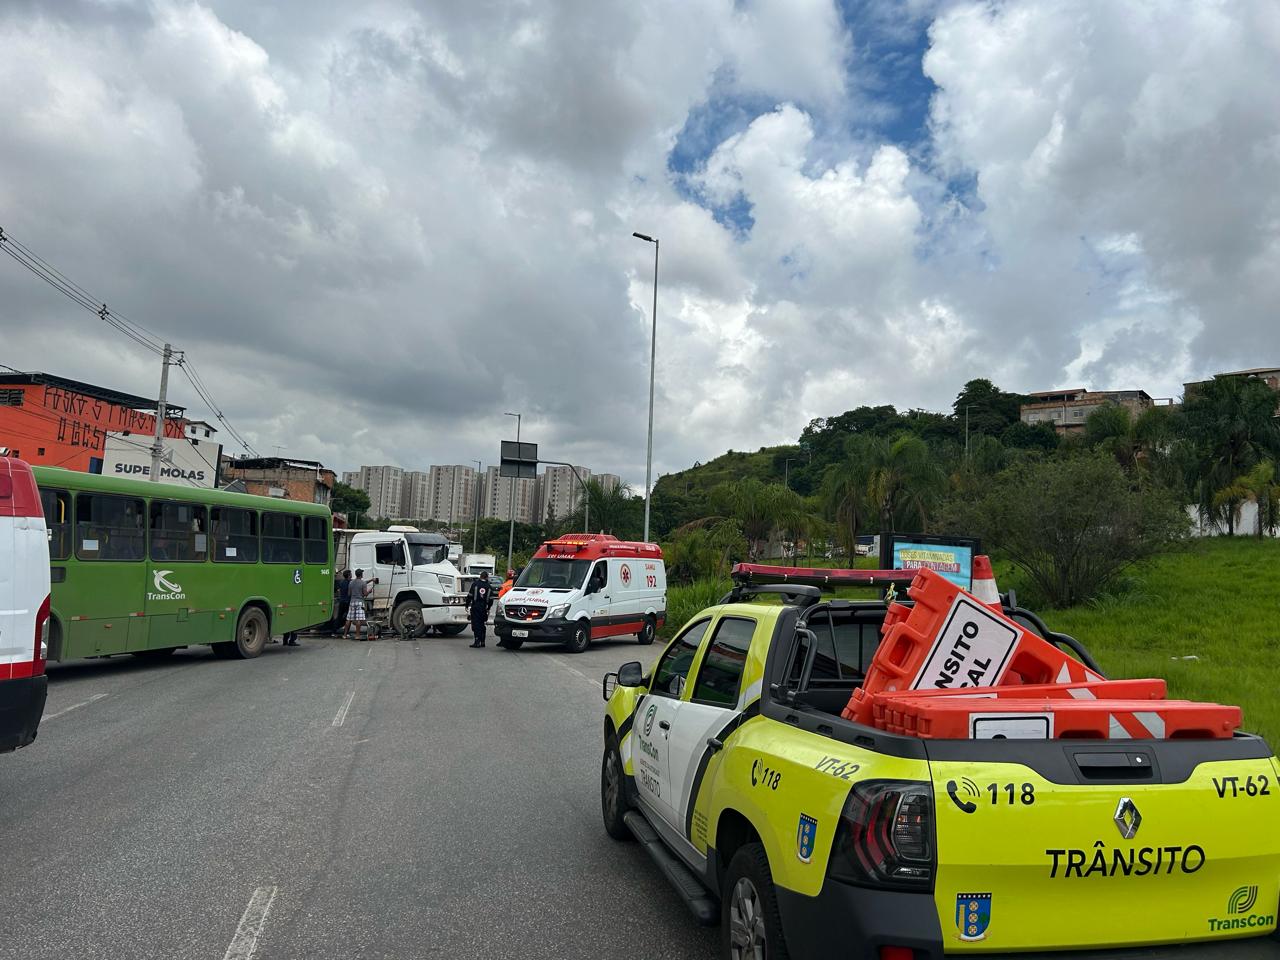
xmin=0 ymin=458 xmax=42 ymax=518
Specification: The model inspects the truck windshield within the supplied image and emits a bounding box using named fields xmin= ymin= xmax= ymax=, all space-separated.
xmin=406 ymin=536 xmax=449 ymax=566
xmin=518 ymin=558 xmax=590 ymax=589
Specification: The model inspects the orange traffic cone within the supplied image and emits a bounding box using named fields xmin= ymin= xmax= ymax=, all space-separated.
xmin=971 ymin=554 xmax=1000 ymax=608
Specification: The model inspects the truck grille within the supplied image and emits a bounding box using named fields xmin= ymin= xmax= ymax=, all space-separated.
xmin=506 ymin=605 xmax=546 ymax=622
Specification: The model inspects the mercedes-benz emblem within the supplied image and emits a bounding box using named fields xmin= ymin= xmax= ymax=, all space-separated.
xmin=1113 ymin=797 xmax=1142 ymax=839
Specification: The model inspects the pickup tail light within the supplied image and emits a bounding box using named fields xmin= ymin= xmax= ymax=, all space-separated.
xmin=829 ymin=780 xmax=935 ymax=890
xmin=33 ymin=594 xmax=50 ymax=677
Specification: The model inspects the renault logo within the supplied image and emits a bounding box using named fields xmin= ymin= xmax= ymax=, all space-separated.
xmin=1113 ymin=797 xmax=1142 ymax=839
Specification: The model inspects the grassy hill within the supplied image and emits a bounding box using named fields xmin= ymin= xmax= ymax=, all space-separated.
xmin=664 ymin=537 xmax=1280 ymax=744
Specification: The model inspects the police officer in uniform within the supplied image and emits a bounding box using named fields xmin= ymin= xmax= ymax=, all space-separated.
xmin=466 ymin=573 xmax=492 ymax=648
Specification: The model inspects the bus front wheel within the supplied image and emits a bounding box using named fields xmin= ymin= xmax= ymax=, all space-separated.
xmin=232 ymin=607 xmax=269 ymax=659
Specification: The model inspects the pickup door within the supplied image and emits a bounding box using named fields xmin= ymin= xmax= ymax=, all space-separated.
xmin=927 ymin=737 xmax=1280 ymax=952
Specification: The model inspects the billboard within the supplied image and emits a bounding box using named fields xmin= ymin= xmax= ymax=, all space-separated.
xmin=499 ymin=440 xmax=538 ymax=479
xmin=101 ymin=433 xmax=221 ymax=488
xmin=891 ymin=533 xmax=980 ymax=590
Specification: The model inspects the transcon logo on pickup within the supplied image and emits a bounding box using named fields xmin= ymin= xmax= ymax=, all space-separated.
xmin=1208 ymin=885 xmax=1274 ymax=933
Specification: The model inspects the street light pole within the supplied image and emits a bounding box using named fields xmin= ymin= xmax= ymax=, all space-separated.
xmin=504 ymin=412 xmax=521 ymax=573
xmin=633 ymin=232 xmax=659 ymax=543
xmin=472 ymin=460 xmax=482 ymax=554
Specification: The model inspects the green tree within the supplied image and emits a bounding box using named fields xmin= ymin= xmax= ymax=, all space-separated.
xmin=940 ymin=453 xmax=1187 ymax=607
xmin=563 ymin=479 xmax=639 ymax=538
xmin=1183 ymin=376 xmax=1280 ymax=534
xmin=330 ymin=481 xmax=371 ymax=524
xmin=711 ymin=478 xmax=806 ymax=560
xmin=1213 ymin=461 xmax=1280 ymax=538
xmin=953 ymin=379 xmax=1027 ymax=442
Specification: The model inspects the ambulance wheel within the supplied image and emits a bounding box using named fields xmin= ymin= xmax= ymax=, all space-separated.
xmin=601 ymin=735 xmax=633 ymax=842
xmin=637 ymin=615 xmax=656 ymax=645
xmin=564 ymin=620 xmax=591 ymax=654
xmin=232 ymin=607 xmax=269 ymax=659
xmin=392 ymin=600 xmax=425 ymax=637
xmin=437 ymin=624 xmax=467 ymax=637
xmin=723 ymin=843 xmax=790 ymax=960
xmin=502 ymin=639 xmax=523 ymax=650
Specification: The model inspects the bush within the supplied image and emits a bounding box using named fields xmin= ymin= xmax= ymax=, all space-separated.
xmin=661 ymin=579 xmax=730 ymax=639
xmin=940 ymin=453 xmax=1188 ymax=607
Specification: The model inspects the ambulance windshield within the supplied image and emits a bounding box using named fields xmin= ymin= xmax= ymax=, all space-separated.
xmin=517 ymin=558 xmax=591 ymax=590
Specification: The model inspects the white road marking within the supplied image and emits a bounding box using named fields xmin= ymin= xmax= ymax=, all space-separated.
xmin=222 ymin=885 xmax=278 ymax=960
xmin=546 ymin=656 xmax=598 ymax=688
xmin=42 ymin=693 xmax=108 ymax=721
xmin=332 ymin=690 xmax=356 ymax=727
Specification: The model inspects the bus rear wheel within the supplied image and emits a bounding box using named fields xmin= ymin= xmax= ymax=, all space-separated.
xmin=232 ymin=607 xmax=269 ymax=659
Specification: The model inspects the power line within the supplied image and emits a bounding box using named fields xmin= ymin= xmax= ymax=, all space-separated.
xmin=0 ymin=227 xmax=259 ymax=457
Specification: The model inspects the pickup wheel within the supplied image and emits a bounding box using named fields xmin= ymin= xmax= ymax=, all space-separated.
xmin=723 ymin=843 xmax=790 ymax=960
xmin=637 ymin=615 xmax=656 ymax=645
xmin=601 ymin=735 xmax=633 ymax=842
xmin=564 ymin=620 xmax=590 ymax=654
xmin=391 ymin=600 xmax=425 ymax=637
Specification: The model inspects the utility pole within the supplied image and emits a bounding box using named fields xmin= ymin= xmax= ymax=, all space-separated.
xmin=505 ymin=412 xmax=521 ymax=573
xmin=150 ymin=342 xmax=174 ymax=482
xmin=472 ymin=460 xmax=482 ymax=553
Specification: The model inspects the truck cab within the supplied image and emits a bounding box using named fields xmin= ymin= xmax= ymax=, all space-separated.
xmin=1 ymin=458 xmax=52 ymax=753
xmin=335 ymin=529 xmax=470 ymax=637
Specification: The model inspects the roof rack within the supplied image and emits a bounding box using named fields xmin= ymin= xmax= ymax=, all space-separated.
xmin=719 ymin=582 xmax=823 ymax=606
xmin=730 ymin=563 xmax=918 ymax=590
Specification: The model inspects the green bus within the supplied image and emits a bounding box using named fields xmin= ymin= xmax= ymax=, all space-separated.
xmin=32 ymin=467 xmax=333 ymax=661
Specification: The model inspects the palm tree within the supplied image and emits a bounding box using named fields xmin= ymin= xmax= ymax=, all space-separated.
xmin=711 ymin=478 xmax=806 ymax=559
xmin=1183 ymin=376 xmax=1280 ymax=534
xmin=1213 ymin=462 xmax=1280 ymax=538
xmin=823 ymin=434 xmax=947 ymax=553
xmin=564 ymin=479 xmax=634 ymax=536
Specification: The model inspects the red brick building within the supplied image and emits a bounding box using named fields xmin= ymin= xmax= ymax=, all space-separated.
xmin=0 ymin=371 xmax=189 ymax=471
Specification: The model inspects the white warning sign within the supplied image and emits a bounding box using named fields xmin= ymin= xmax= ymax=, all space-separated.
xmin=911 ymin=594 xmax=1020 ymax=691
xmin=970 ymin=714 xmax=1053 ymax=739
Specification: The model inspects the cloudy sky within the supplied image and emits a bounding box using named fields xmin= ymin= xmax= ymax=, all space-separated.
xmin=2 ymin=0 xmax=1277 ymax=486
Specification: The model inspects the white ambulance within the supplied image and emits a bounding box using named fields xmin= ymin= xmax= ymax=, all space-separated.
xmin=1 ymin=458 xmax=52 ymax=753
xmin=494 ymin=534 xmax=666 ymax=653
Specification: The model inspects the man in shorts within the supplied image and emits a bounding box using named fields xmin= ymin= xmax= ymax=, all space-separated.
xmin=344 ymin=568 xmax=377 ymax=640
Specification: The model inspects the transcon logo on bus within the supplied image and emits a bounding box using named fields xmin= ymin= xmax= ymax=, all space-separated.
xmin=149 ymin=570 xmax=186 ymax=601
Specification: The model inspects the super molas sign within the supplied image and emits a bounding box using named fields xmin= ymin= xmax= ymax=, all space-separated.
xmin=113 ymin=463 xmax=208 ymax=483
xmin=100 ymin=432 xmax=218 ymax=488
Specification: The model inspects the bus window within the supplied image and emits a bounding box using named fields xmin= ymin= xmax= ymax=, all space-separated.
xmin=150 ymin=500 xmax=208 ymax=563
xmin=304 ymin=516 xmax=329 ymax=564
xmin=75 ymin=493 xmax=145 ymax=561
xmin=40 ymin=488 xmax=71 ymax=561
xmin=262 ymin=512 xmax=302 ymax=564
xmin=212 ymin=507 xmax=258 ymax=563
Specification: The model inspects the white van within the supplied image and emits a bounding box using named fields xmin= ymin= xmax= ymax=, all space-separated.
xmin=1 ymin=458 xmax=52 ymax=752
xmin=493 ymin=534 xmax=665 ymax=653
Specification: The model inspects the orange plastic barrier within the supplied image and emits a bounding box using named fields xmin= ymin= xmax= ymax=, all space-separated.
xmin=844 ymin=568 xmax=1103 ymax=725
xmin=884 ymin=696 xmax=1241 ymax=740
xmin=870 ymin=678 xmax=1168 ymax=729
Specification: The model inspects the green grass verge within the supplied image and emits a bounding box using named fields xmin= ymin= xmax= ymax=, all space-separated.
xmin=666 ymin=537 xmax=1279 ymax=744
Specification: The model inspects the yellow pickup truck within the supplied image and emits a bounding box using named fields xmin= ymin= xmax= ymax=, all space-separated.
xmin=600 ymin=572 xmax=1279 ymax=959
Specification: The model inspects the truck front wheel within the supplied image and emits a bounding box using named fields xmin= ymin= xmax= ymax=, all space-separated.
xmin=722 ymin=843 xmax=790 ymax=960
xmin=391 ymin=600 xmax=425 ymax=637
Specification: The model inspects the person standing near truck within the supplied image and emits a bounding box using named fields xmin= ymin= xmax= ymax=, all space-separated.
xmin=344 ymin=568 xmax=376 ymax=641
xmin=333 ymin=569 xmax=352 ymax=634
xmin=466 ymin=574 xmax=492 ymax=648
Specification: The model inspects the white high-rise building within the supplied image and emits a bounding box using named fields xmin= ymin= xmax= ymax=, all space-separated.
xmin=538 ymin=464 xmax=591 ymax=525
xmin=482 ymin=466 xmax=537 ymax=524
xmin=428 ymin=465 xmax=478 ymax=526
xmin=401 ymin=470 xmax=432 ymax=521
xmin=596 ymin=473 xmax=622 ymax=494
xmin=351 ymin=465 xmax=404 ymax=519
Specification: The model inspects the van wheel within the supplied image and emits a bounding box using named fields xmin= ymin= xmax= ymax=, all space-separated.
xmin=233 ymin=607 xmax=269 ymax=659
xmin=392 ymin=600 xmax=425 ymax=637
xmin=502 ymin=638 xmax=523 ymax=650
xmin=637 ymin=615 xmax=656 ymax=645
xmin=723 ymin=843 xmax=790 ymax=960
xmin=564 ymin=620 xmax=591 ymax=654
xmin=601 ymin=734 xmax=633 ymax=841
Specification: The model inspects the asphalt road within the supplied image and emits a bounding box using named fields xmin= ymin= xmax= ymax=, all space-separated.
xmin=1 ymin=628 xmax=717 ymax=960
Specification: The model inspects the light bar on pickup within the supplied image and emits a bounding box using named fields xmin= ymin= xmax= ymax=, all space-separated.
xmin=731 ymin=563 xmax=918 ymax=589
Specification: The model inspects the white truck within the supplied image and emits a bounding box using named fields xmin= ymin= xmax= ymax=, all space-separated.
xmin=458 ymin=553 xmax=496 ymax=580
xmin=334 ymin=529 xmax=471 ymax=636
